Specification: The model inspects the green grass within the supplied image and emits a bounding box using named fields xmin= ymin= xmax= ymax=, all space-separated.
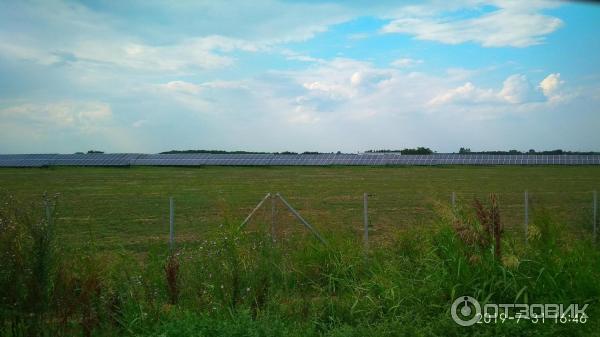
xmin=0 ymin=166 xmax=598 ymax=251
xmin=1 ymin=166 xmax=599 ymax=336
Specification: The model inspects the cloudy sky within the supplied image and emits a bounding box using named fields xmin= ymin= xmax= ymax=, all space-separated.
xmin=1 ymin=0 xmax=599 ymax=153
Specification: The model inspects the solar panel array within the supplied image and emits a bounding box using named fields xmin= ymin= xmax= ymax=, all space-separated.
xmin=0 ymin=154 xmax=140 ymax=167
xmin=51 ymin=153 xmax=140 ymax=166
xmin=0 ymin=154 xmax=59 ymax=167
xmin=1 ymin=153 xmax=599 ymax=167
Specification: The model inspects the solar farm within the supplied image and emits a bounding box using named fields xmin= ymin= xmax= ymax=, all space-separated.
xmin=1 ymin=152 xmax=600 ymax=167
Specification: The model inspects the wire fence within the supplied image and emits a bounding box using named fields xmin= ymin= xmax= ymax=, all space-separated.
xmin=45 ymin=189 xmax=599 ymax=252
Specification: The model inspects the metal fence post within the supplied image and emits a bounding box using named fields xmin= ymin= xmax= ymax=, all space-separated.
xmin=169 ymin=197 xmax=174 ymax=251
xmin=363 ymin=193 xmax=369 ymax=250
xmin=594 ymin=190 xmax=597 ymax=243
xmin=44 ymin=197 xmax=52 ymax=226
xmin=271 ymin=194 xmax=276 ymax=241
xmin=524 ymin=190 xmax=529 ymax=245
xmin=451 ymin=192 xmax=456 ymax=209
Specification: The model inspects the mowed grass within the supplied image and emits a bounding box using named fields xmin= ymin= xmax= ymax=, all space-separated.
xmin=0 ymin=165 xmax=598 ymax=251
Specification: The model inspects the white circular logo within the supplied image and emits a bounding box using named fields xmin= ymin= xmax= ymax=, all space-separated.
xmin=451 ymin=296 xmax=481 ymax=326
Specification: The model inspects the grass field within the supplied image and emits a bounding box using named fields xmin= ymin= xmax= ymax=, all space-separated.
xmin=1 ymin=166 xmax=600 ymax=336
xmin=0 ymin=166 xmax=598 ymax=250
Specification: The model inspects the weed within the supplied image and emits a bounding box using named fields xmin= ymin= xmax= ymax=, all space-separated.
xmin=165 ymin=253 xmax=180 ymax=305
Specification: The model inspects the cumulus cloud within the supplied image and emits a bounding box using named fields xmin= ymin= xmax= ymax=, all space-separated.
xmin=539 ymin=73 xmax=563 ymax=97
xmin=498 ymin=74 xmax=544 ymax=103
xmin=156 ymin=57 xmax=441 ymax=125
xmin=428 ymin=82 xmax=498 ymax=106
xmin=296 ymin=59 xmax=375 ymax=101
xmin=276 ymin=58 xmax=446 ymax=121
xmin=350 ymin=70 xmax=392 ymax=88
xmin=429 ymin=73 xmax=558 ymax=107
xmin=382 ymin=1 xmax=563 ymax=47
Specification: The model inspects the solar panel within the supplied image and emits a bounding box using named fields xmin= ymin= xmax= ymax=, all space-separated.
xmin=2 ymin=153 xmax=600 ymax=167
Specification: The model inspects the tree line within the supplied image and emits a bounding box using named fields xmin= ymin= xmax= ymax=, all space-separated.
xmin=458 ymin=148 xmax=600 ymax=155
xmin=75 ymin=148 xmax=598 ymax=155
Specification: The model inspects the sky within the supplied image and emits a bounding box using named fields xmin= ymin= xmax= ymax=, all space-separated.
xmin=1 ymin=0 xmax=599 ymax=154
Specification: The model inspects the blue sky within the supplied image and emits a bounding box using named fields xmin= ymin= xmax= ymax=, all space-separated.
xmin=1 ymin=0 xmax=599 ymax=153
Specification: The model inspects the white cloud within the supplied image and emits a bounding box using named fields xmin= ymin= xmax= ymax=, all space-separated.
xmin=0 ymin=0 xmax=566 ymax=80
xmin=297 ymin=58 xmax=394 ymax=98
xmin=1 ymin=34 xmax=255 ymax=74
xmin=297 ymin=59 xmax=376 ymax=100
xmin=498 ymin=74 xmax=544 ymax=103
xmin=428 ymin=82 xmax=498 ymax=106
xmin=391 ymin=58 xmax=423 ymax=68
xmin=539 ymin=73 xmax=563 ymax=97
xmin=0 ymin=101 xmax=112 ymax=131
xmin=286 ymin=60 xmax=569 ymax=124
xmin=0 ymin=0 xmax=351 ymax=73
xmin=303 ymin=81 xmax=354 ymax=100
xmin=152 ymin=58 xmax=441 ymax=125
xmin=382 ymin=1 xmax=563 ymax=47
xmin=71 ymin=35 xmax=263 ymax=73
xmin=277 ymin=58 xmax=445 ymax=121
xmin=0 ymin=0 xmax=567 ymax=81
xmin=428 ymin=73 xmax=560 ymax=108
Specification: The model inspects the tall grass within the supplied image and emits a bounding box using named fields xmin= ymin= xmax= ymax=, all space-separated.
xmin=0 ymin=192 xmax=59 ymax=336
xmin=0 ymin=191 xmax=599 ymax=336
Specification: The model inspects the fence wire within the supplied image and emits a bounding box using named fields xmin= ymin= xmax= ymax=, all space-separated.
xmin=33 ymin=188 xmax=597 ymax=252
